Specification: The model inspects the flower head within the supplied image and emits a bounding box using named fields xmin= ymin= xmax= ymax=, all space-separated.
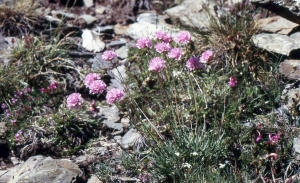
xmin=154 ymin=31 xmax=173 ymax=43
xmin=89 ymin=80 xmax=107 ymax=94
xmin=182 ymin=163 xmax=192 ymax=169
xmin=106 ymin=89 xmax=125 ymax=105
xmin=176 ymin=31 xmax=191 ymax=44
xmin=149 ymin=57 xmax=166 ymax=72
xmin=11 ymin=119 xmax=16 ymax=125
xmin=191 ymin=152 xmax=198 ymax=156
xmin=167 ymin=48 xmax=183 ymax=60
xmin=1 ymin=103 xmax=6 ymax=109
xmin=186 ymin=57 xmax=202 ymax=71
xmin=200 ymin=50 xmax=214 ymax=63
xmin=269 ymin=132 xmax=280 ymax=145
xmin=66 ymin=93 xmax=83 ymax=109
xmin=24 ymin=87 xmax=31 ymax=93
xmin=154 ymin=43 xmax=171 ymax=53
xmin=228 ymin=76 xmax=237 ymax=88
xmin=136 ymin=37 xmax=152 ymax=49
xmin=84 ymin=73 xmax=100 ymax=88
xmin=102 ymin=50 xmax=117 ymax=61
xmin=256 ymin=131 xmax=262 ymax=142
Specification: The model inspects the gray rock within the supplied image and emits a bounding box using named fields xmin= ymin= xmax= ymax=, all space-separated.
xmin=121 ymin=129 xmax=141 ymax=148
xmin=252 ymin=33 xmax=300 ymax=56
xmin=0 ymin=169 xmax=13 ymax=183
xmin=257 ymin=16 xmax=299 ymax=34
xmin=108 ymin=65 xmax=127 ymax=90
xmin=87 ymin=175 xmax=103 ymax=183
xmin=116 ymin=46 xmax=129 ymax=60
xmin=164 ymin=0 xmax=215 ymax=29
xmin=286 ymin=88 xmax=300 ymax=109
xmin=89 ymin=53 xmax=114 ymax=71
xmin=127 ymin=21 xmax=178 ymax=40
xmin=99 ymin=105 xmax=122 ymax=131
xmin=83 ymin=0 xmax=94 ymax=8
xmin=107 ymin=39 xmax=127 ymax=48
xmin=136 ymin=12 xmax=167 ymax=24
xmin=251 ymin=0 xmax=300 ymax=24
xmin=279 ymin=59 xmax=300 ymax=80
xmin=8 ymin=155 xmax=82 ymax=183
xmin=294 ymin=137 xmax=300 ymax=154
xmin=79 ymin=15 xmax=97 ymax=25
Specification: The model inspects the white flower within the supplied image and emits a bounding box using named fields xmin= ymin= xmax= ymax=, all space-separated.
xmin=219 ymin=163 xmax=226 ymax=169
xmin=182 ymin=163 xmax=192 ymax=169
xmin=191 ymin=152 xmax=198 ymax=156
xmin=172 ymin=71 xmax=182 ymax=77
xmin=175 ymin=152 xmax=180 ymax=156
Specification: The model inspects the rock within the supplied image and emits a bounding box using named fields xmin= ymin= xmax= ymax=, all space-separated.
xmin=164 ymin=0 xmax=215 ymax=29
xmin=116 ymin=46 xmax=129 ymax=60
xmin=121 ymin=129 xmax=141 ymax=148
xmin=117 ymin=176 xmax=138 ymax=182
xmin=99 ymin=105 xmax=123 ymax=131
xmin=127 ymin=21 xmax=177 ymax=40
xmin=121 ymin=117 xmax=130 ymax=128
xmin=257 ymin=16 xmax=299 ymax=35
xmin=8 ymin=155 xmax=82 ymax=183
xmin=45 ymin=15 xmax=62 ymax=24
xmin=252 ymin=33 xmax=300 ymax=56
xmin=107 ymin=39 xmax=127 ymax=48
xmin=114 ymin=24 xmax=129 ymax=35
xmin=108 ymin=65 xmax=127 ymax=90
xmin=95 ymin=6 xmax=106 ymax=14
xmin=82 ymin=29 xmax=106 ymax=53
xmin=89 ymin=53 xmax=116 ymax=71
xmin=136 ymin=12 xmax=166 ymax=24
xmin=294 ymin=137 xmax=300 ymax=154
xmin=79 ymin=14 xmax=97 ymax=25
xmin=286 ymin=88 xmax=300 ymax=109
xmin=0 ymin=169 xmax=13 ymax=183
xmin=88 ymin=175 xmax=103 ymax=183
xmin=251 ymin=0 xmax=300 ymax=25
xmin=279 ymin=60 xmax=300 ymax=80
xmin=83 ymin=0 xmax=93 ymax=8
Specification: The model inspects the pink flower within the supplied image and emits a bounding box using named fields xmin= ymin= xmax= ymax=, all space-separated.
xmin=186 ymin=57 xmax=203 ymax=71
xmin=24 ymin=87 xmax=31 ymax=93
xmin=200 ymin=50 xmax=214 ymax=63
xmin=84 ymin=73 xmax=100 ymax=88
xmin=256 ymin=131 xmax=262 ymax=142
xmin=5 ymin=109 xmax=10 ymax=117
xmin=14 ymin=130 xmax=23 ymax=141
xmin=1 ymin=103 xmax=5 ymax=109
xmin=66 ymin=93 xmax=83 ymax=109
xmin=269 ymin=133 xmax=280 ymax=145
xmin=149 ymin=57 xmax=166 ymax=72
xmin=167 ymin=48 xmax=183 ymax=60
xmin=40 ymin=88 xmax=48 ymax=93
xmin=11 ymin=98 xmax=18 ymax=104
xmin=176 ymin=31 xmax=191 ymax=44
xmin=102 ymin=50 xmax=117 ymax=61
xmin=154 ymin=31 xmax=173 ymax=43
xmin=154 ymin=43 xmax=171 ymax=53
xmin=89 ymin=80 xmax=107 ymax=94
xmin=11 ymin=119 xmax=16 ymax=125
xmin=136 ymin=37 xmax=152 ymax=49
xmin=106 ymin=89 xmax=125 ymax=105
xmin=228 ymin=76 xmax=237 ymax=88
xmin=48 ymin=82 xmax=58 ymax=90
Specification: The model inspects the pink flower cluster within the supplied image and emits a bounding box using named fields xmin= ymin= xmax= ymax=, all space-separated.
xmin=40 ymin=82 xmax=60 ymax=94
xmin=66 ymin=93 xmax=82 ymax=109
xmin=102 ymin=50 xmax=118 ymax=61
xmin=186 ymin=57 xmax=203 ymax=71
xmin=84 ymin=73 xmax=107 ymax=95
xmin=167 ymin=48 xmax=183 ymax=60
xmin=106 ymin=88 xmax=125 ymax=105
xmin=154 ymin=31 xmax=173 ymax=43
xmin=149 ymin=57 xmax=166 ymax=72
xmin=200 ymin=50 xmax=214 ymax=63
xmin=176 ymin=31 xmax=191 ymax=44
xmin=15 ymin=130 xmax=23 ymax=141
xmin=228 ymin=76 xmax=237 ymax=88
xmin=154 ymin=43 xmax=171 ymax=53
xmin=136 ymin=37 xmax=152 ymax=49
xmin=269 ymin=132 xmax=280 ymax=145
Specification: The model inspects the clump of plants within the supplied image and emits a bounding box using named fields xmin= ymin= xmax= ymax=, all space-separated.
xmin=117 ymin=2 xmax=297 ymax=182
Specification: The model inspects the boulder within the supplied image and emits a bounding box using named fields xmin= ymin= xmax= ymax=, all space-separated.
xmin=279 ymin=60 xmax=300 ymax=80
xmin=252 ymin=33 xmax=300 ymax=56
xmin=8 ymin=155 xmax=82 ymax=183
xmin=251 ymin=0 xmax=300 ymax=24
xmin=257 ymin=16 xmax=299 ymax=34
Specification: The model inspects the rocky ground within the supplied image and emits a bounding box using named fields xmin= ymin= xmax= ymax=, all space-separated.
xmin=0 ymin=0 xmax=300 ymax=182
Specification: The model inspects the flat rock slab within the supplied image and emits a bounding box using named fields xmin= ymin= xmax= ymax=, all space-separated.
xmin=257 ymin=16 xmax=299 ymax=34
xmin=8 ymin=155 xmax=82 ymax=183
xmin=121 ymin=129 xmax=141 ymax=148
xmin=165 ymin=0 xmax=215 ymax=29
xmin=252 ymin=33 xmax=300 ymax=56
xmin=280 ymin=59 xmax=300 ymax=80
xmin=251 ymin=0 xmax=300 ymax=24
